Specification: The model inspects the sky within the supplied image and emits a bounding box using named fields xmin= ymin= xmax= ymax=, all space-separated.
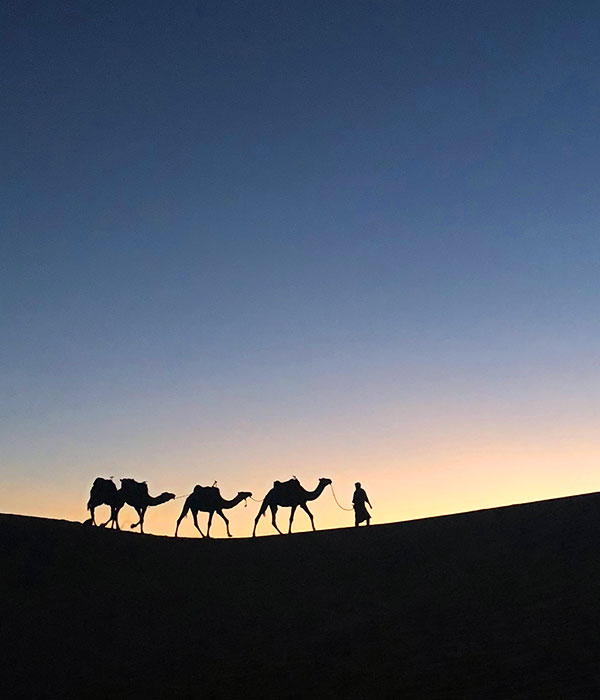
xmin=2 ymin=0 xmax=600 ymax=537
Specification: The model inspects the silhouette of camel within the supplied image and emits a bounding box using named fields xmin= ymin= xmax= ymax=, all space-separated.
xmin=84 ymin=477 xmax=124 ymax=529
xmin=252 ymin=477 xmax=332 ymax=537
xmin=119 ymin=478 xmax=176 ymax=534
xmin=174 ymin=485 xmax=252 ymax=538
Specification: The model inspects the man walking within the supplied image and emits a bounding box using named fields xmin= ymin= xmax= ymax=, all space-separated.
xmin=352 ymin=482 xmax=372 ymax=527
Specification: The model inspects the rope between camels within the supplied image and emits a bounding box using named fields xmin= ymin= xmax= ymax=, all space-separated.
xmin=329 ymin=484 xmax=354 ymax=512
xmin=243 ymin=495 xmax=264 ymax=507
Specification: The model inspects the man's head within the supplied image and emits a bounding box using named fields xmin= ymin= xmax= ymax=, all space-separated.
xmin=355 ymin=482 xmax=361 ymax=488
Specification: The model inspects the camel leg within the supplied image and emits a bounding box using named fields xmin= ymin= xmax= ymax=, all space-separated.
xmin=253 ymin=501 xmax=268 ymax=537
xmin=111 ymin=505 xmax=121 ymax=530
xmin=87 ymin=504 xmax=96 ymax=526
xmin=288 ymin=505 xmax=297 ymax=534
xmin=192 ymin=510 xmax=205 ymax=538
xmin=300 ymin=502 xmax=316 ymax=531
xmin=175 ymin=498 xmax=191 ymax=537
xmin=99 ymin=507 xmax=113 ymax=528
xmin=270 ymin=504 xmax=283 ymax=535
xmin=131 ymin=507 xmax=145 ymax=533
xmin=217 ymin=509 xmax=232 ymax=537
xmin=207 ymin=511 xmax=214 ymax=538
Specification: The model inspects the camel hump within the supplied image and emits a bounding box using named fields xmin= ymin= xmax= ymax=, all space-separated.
xmin=90 ymin=477 xmax=117 ymax=495
xmin=92 ymin=477 xmax=113 ymax=487
xmin=193 ymin=485 xmax=221 ymax=497
xmin=121 ymin=478 xmax=149 ymax=498
xmin=273 ymin=478 xmax=303 ymax=498
xmin=278 ymin=477 xmax=301 ymax=489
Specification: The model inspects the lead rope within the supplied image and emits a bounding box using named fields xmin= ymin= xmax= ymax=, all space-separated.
xmin=241 ymin=495 xmax=264 ymax=507
xmin=243 ymin=494 xmax=265 ymax=507
xmin=329 ymin=484 xmax=354 ymax=512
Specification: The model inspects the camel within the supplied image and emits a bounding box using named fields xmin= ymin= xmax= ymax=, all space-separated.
xmin=252 ymin=477 xmax=332 ymax=537
xmin=174 ymin=485 xmax=252 ymax=538
xmin=119 ymin=478 xmax=176 ymax=534
xmin=84 ymin=477 xmax=124 ymax=529
xmin=84 ymin=477 xmax=175 ymax=533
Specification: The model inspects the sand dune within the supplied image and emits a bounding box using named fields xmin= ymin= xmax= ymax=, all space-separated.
xmin=1 ymin=492 xmax=599 ymax=699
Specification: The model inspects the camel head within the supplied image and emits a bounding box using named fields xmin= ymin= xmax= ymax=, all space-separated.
xmin=146 ymin=491 xmax=177 ymax=507
xmin=319 ymin=477 xmax=332 ymax=487
xmin=238 ymin=491 xmax=252 ymax=500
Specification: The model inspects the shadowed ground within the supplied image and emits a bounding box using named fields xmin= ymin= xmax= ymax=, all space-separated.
xmin=1 ymin=492 xmax=599 ymax=699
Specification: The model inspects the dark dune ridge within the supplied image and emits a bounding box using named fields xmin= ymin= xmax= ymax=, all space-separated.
xmin=1 ymin=492 xmax=599 ymax=699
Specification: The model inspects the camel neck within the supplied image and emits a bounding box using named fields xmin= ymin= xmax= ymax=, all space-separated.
xmin=222 ymin=494 xmax=246 ymax=508
xmin=305 ymin=483 xmax=327 ymax=501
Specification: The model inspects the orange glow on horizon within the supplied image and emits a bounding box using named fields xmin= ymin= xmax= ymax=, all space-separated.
xmin=3 ymin=433 xmax=599 ymax=539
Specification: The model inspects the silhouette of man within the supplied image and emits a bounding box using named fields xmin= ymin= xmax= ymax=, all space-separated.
xmin=352 ymin=482 xmax=372 ymax=527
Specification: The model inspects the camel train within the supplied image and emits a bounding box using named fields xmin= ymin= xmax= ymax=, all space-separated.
xmin=85 ymin=478 xmax=176 ymax=534
xmin=85 ymin=476 xmax=333 ymax=538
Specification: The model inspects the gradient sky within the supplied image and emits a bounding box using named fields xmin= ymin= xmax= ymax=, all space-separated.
xmin=2 ymin=1 xmax=600 ymax=536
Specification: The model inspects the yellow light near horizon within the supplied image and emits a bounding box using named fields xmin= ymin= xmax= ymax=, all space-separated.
xmin=3 ymin=428 xmax=599 ymax=538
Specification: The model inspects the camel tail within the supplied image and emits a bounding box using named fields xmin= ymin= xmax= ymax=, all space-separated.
xmin=177 ymin=498 xmax=192 ymax=523
xmin=259 ymin=496 xmax=271 ymax=518
xmin=179 ymin=506 xmax=188 ymax=521
xmin=174 ymin=497 xmax=192 ymax=537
